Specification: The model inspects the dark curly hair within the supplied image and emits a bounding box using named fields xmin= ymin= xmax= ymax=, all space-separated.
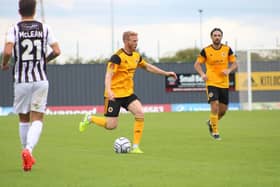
xmin=210 ymin=28 xmax=223 ymax=36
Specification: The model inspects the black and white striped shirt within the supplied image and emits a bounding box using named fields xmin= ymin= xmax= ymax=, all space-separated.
xmin=6 ymin=20 xmax=57 ymax=83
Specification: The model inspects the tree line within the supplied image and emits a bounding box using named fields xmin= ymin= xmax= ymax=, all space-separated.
xmin=1 ymin=48 xmax=280 ymax=64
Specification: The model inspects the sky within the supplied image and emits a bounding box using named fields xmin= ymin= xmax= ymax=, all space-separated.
xmin=0 ymin=0 xmax=280 ymax=62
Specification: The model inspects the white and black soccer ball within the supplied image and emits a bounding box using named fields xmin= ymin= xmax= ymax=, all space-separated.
xmin=113 ymin=137 xmax=131 ymax=153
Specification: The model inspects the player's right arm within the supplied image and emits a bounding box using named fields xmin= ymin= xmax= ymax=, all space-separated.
xmin=105 ymin=54 xmax=120 ymax=100
xmin=1 ymin=27 xmax=14 ymax=71
xmin=105 ymin=67 xmax=115 ymax=100
xmin=194 ymin=61 xmax=207 ymax=81
xmin=194 ymin=49 xmax=207 ymax=81
xmin=1 ymin=42 xmax=13 ymax=71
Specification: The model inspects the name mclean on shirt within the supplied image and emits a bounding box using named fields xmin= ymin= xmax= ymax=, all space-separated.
xmin=19 ymin=30 xmax=43 ymax=38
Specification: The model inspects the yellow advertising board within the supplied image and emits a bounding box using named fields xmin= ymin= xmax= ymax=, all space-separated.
xmin=235 ymin=72 xmax=280 ymax=91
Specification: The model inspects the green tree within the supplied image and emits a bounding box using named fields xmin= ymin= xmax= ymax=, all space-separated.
xmin=86 ymin=57 xmax=109 ymax=64
xmin=85 ymin=52 xmax=156 ymax=64
xmin=160 ymin=48 xmax=200 ymax=63
xmin=63 ymin=57 xmax=83 ymax=64
xmin=141 ymin=52 xmax=156 ymax=63
xmin=237 ymin=49 xmax=280 ymax=62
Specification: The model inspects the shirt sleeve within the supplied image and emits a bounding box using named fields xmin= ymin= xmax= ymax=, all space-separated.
xmin=137 ymin=55 xmax=148 ymax=68
xmin=107 ymin=54 xmax=121 ymax=73
xmin=228 ymin=47 xmax=237 ymax=63
xmin=44 ymin=24 xmax=58 ymax=45
xmin=5 ymin=25 xmax=16 ymax=43
xmin=196 ymin=48 xmax=206 ymax=63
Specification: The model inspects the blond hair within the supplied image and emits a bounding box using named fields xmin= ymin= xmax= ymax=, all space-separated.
xmin=122 ymin=31 xmax=138 ymax=42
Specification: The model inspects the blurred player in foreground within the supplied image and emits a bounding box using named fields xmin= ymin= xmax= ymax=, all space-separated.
xmin=194 ymin=28 xmax=237 ymax=140
xmin=1 ymin=0 xmax=60 ymax=171
xmin=79 ymin=31 xmax=177 ymax=153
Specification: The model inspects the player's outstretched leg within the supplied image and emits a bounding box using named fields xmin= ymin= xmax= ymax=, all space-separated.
xmin=79 ymin=113 xmax=90 ymax=132
xmin=79 ymin=114 xmax=107 ymax=132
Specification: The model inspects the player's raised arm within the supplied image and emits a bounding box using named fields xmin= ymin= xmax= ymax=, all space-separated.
xmin=144 ymin=63 xmax=177 ymax=80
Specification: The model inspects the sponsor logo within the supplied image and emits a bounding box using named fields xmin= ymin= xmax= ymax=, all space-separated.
xmin=236 ymin=72 xmax=280 ymax=90
xmin=108 ymin=107 xmax=113 ymax=113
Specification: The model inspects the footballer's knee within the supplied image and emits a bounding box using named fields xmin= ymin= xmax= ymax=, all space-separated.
xmin=136 ymin=111 xmax=144 ymax=118
xmin=219 ymin=111 xmax=227 ymax=119
xmin=210 ymin=101 xmax=219 ymax=114
xmin=19 ymin=113 xmax=30 ymax=123
xmin=135 ymin=113 xmax=144 ymax=121
xmin=105 ymin=126 xmax=117 ymax=130
xmin=105 ymin=120 xmax=118 ymax=130
xmin=134 ymin=108 xmax=144 ymax=119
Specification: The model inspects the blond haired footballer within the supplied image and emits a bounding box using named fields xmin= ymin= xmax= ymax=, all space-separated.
xmin=79 ymin=31 xmax=177 ymax=153
xmin=194 ymin=28 xmax=237 ymax=140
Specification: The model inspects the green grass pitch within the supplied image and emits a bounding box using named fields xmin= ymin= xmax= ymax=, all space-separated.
xmin=0 ymin=111 xmax=280 ymax=187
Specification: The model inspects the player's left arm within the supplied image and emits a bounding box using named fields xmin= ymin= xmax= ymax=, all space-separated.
xmin=144 ymin=63 xmax=177 ymax=80
xmin=46 ymin=42 xmax=61 ymax=62
xmin=229 ymin=61 xmax=238 ymax=73
xmin=137 ymin=56 xmax=177 ymax=79
xmin=222 ymin=61 xmax=238 ymax=76
xmin=222 ymin=48 xmax=238 ymax=75
xmin=46 ymin=25 xmax=61 ymax=63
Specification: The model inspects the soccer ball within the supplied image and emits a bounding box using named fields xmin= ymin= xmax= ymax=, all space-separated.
xmin=113 ymin=137 xmax=131 ymax=153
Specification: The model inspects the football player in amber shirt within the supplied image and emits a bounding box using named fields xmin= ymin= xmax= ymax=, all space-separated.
xmin=79 ymin=31 xmax=177 ymax=153
xmin=194 ymin=28 xmax=237 ymax=140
